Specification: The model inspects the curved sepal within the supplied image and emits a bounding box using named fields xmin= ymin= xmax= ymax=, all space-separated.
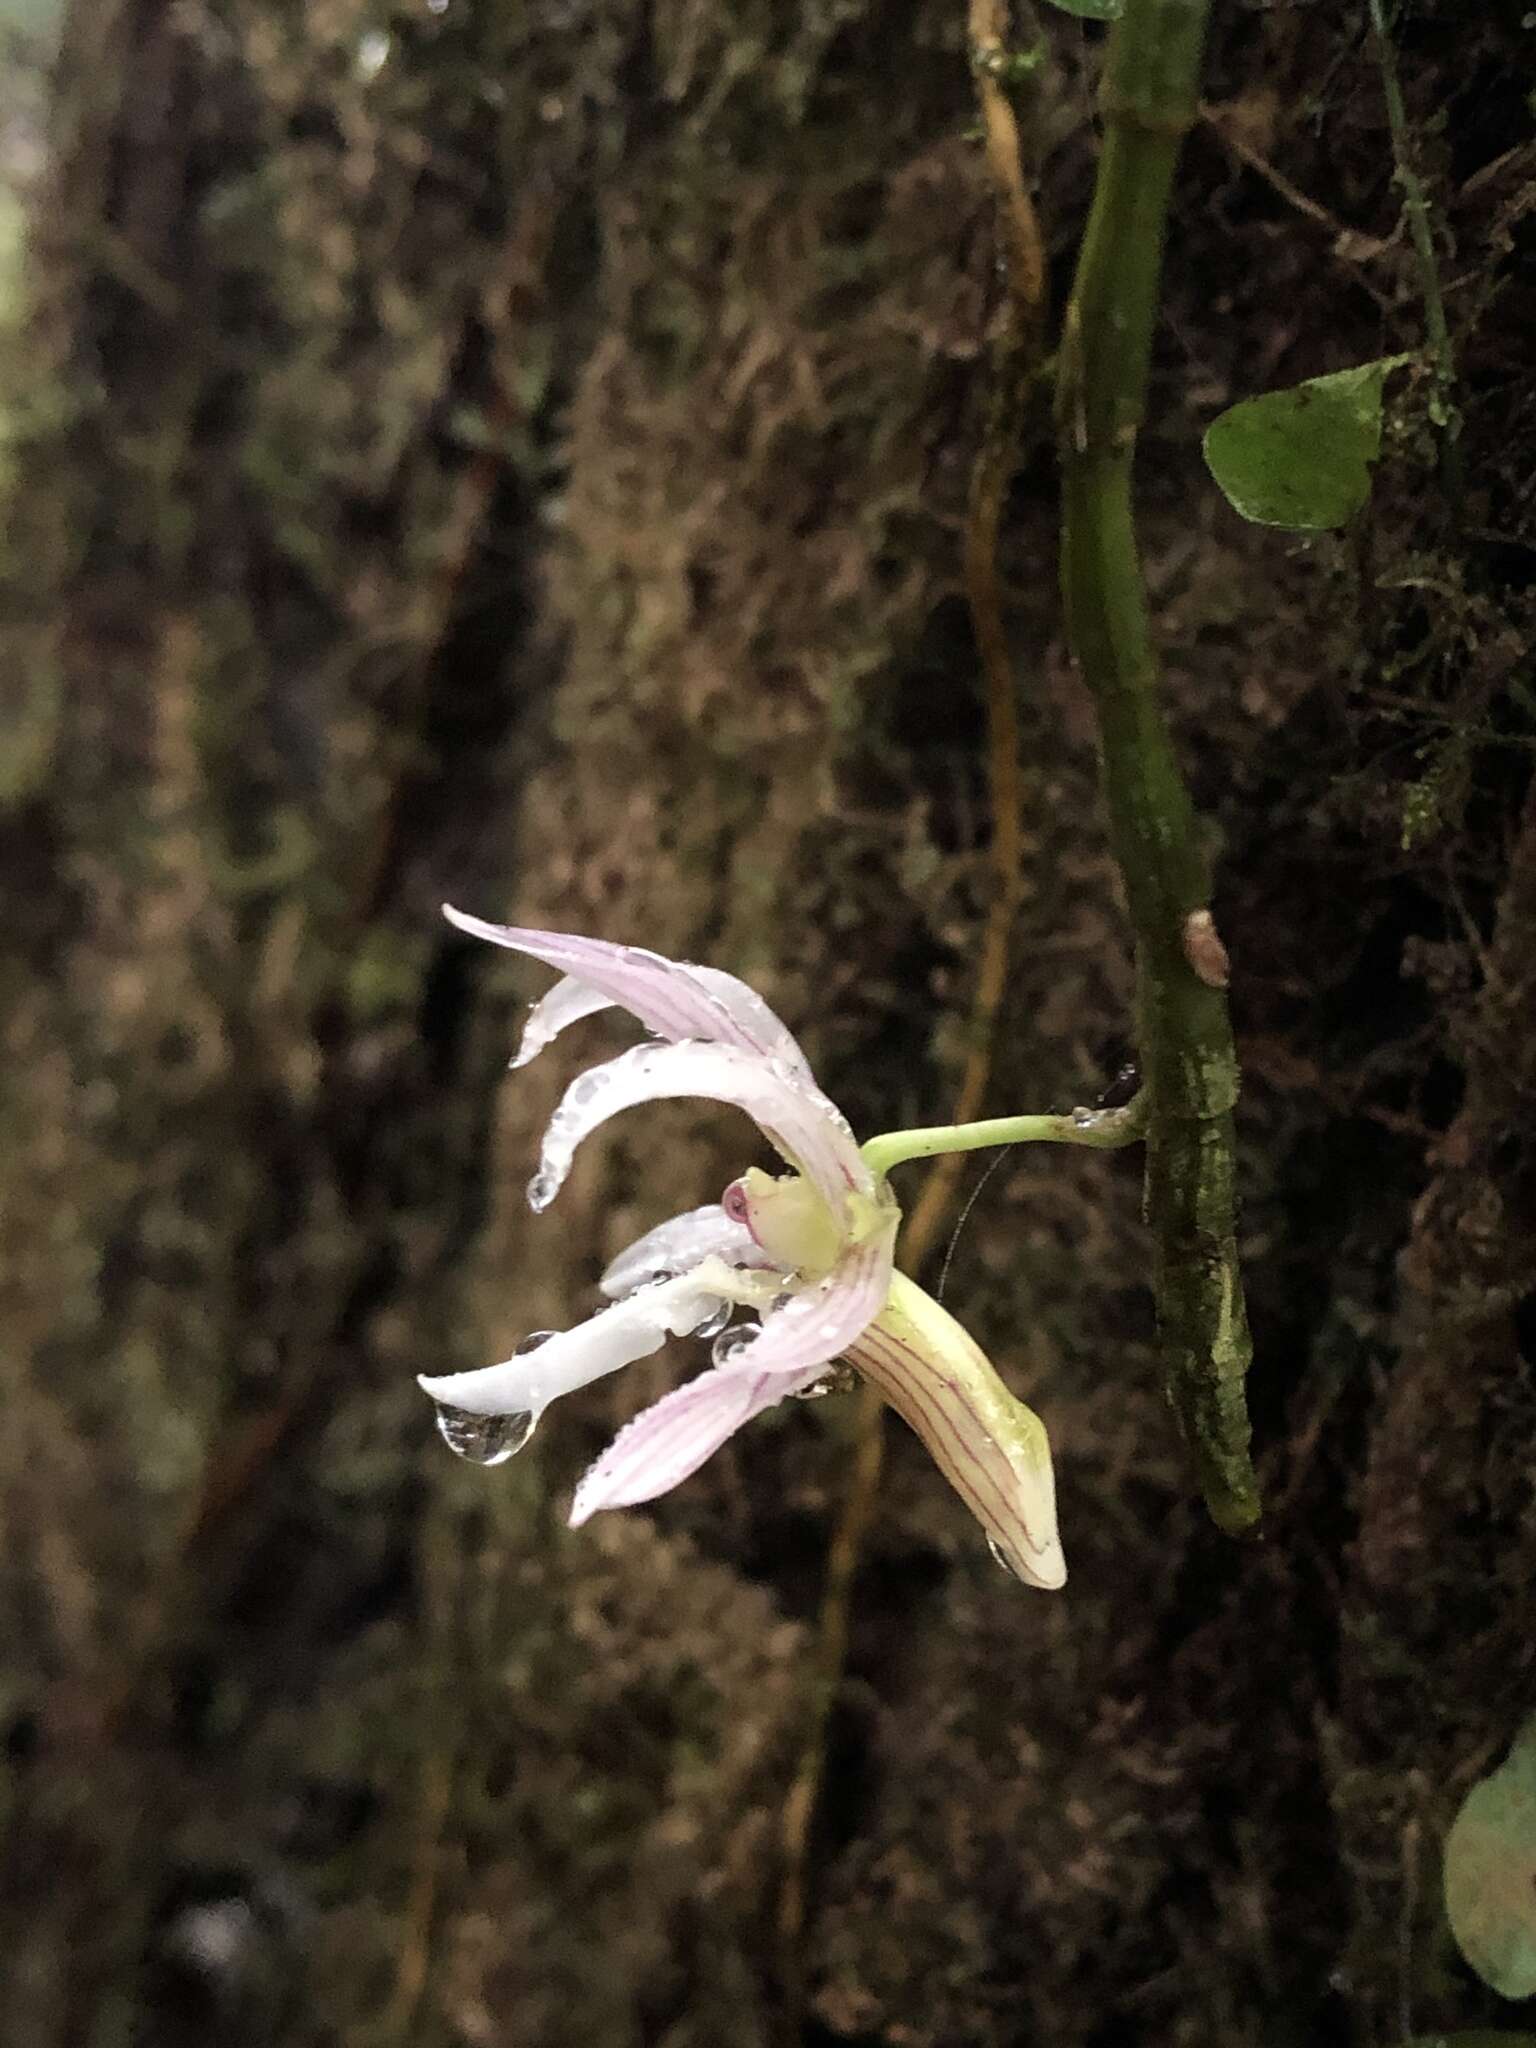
xmin=846 ymin=1271 xmax=1066 ymax=1589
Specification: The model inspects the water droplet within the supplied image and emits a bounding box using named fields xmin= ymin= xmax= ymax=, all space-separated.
xmin=1071 ymin=1106 xmax=1095 ymax=1129
xmin=527 ymin=1168 xmax=558 ymax=1211
xmin=692 ymin=1299 xmax=732 ymax=1340
xmin=987 ymin=1535 xmax=1024 ymax=1580
xmin=513 ymin=1329 xmax=557 ymax=1355
xmin=434 ymin=1403 xmax=535 ymax=1466
xmin=711 ymin=1323 xmax=758 ymax=1367
xmin=567 ymin=1070 xmax=603 ymax=1107
xmin=639 ymin=1268 xmax=675 ymax=1290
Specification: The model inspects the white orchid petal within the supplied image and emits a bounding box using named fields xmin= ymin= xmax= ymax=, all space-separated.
xmin=686 ymin=964 xmax=815 ymax=1076
xmin=529 ymin=1039 xmax=872 ymax=1215
xmin=568 ymin=1363 xmax=821 ymax=1525
xmin=443 ymin=908 xmax=812 ymax=1074
xmin=720 ymin=1220 xmax=896 ymax=1378
xmin=512 ymin=977 xmax=613 ymax=1070
xmin=417 ymin=1264 xmax=736 ymax=1419
xmin=844 ymin=1272 xmax=1066 ymax=1590
xmin=600 ymin=1204 xmax=771 ymax=1301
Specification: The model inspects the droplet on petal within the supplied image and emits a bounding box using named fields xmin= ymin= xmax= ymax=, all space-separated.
xmin=434 ymin=1402 xmax=536 ymax=1465
xmin=711 ymin=1323 xmax=759 ymax=1367
xmin=692 ymin=1300 xmax=732 ymax=1340
xmin=987 ymin=1535 xmax=1025 ymax=1581
xmin=527 ymin=1169 xmax=559 ymax=1211
xmin=513 ymin=1329 xmax=558 ymax=1355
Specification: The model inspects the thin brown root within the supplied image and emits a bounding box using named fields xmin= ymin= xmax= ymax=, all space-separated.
xmin=773 ymin=6 xmax=1046 ymax=2029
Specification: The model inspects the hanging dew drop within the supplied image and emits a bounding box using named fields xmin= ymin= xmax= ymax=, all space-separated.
xmin=711 ymin=1324 xmax=758 ymax=1367
xmin=434 ymin=1402 xmax=536 ymax=1466
xmin=692 ymin=1299 xmax=732 ymax=1340
xmin=987 ymin=1535 xmax=1024 ymax=1581
xmin=526 ymin=1168 xmax=559 ymax=1211
xmin=513 ymin=1329 xmax=558 ymax=1355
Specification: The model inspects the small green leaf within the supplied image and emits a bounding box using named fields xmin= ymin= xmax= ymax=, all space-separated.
xmin=1202 ymin=356 xmax=1411 ymax=531
xmin=1040 ymin=0 xmax=1123 ymax=18
xmin=1444 ymin=1715 xmax=1536 ymax=2000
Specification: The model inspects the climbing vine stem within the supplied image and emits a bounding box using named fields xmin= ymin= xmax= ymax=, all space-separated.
xmin=1056 ymin=0 xmax=1260 ymax=1532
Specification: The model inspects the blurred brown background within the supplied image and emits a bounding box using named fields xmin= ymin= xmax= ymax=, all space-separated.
xmin=2 ymin=2 xmax=1533 ymax=2043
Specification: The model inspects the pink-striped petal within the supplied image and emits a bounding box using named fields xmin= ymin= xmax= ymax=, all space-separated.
xmin=600 ymin=1204 xmax=774 ymax=1301
xmin=716 ymin=1219 xmax=896 ymax=1378
xmin=844 ymin=1272 xmax=1066 ymax=1590
xmin=567 ymin=1218 xmax=897 ymax=1524
xmin=568 ymin=1362 xmax=821 ymax=1524
xmin=443 ymin=908 xmax=813 ymax=1076
xmin=527 ymin=1039 xmax=872 ymax=1216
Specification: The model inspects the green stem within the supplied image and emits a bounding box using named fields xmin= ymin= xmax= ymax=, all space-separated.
xmin=862 ymin=1099 xmax=1145 ymax=1178
xmin=1366 ymin=0 xmax=1461 ymax=512
xmin=1055 ymin=0 xmax=1260 ymax=1534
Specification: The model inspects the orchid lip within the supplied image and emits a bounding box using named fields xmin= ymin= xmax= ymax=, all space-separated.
xmin=417 ymin=1258 xmax=758 ymax=1418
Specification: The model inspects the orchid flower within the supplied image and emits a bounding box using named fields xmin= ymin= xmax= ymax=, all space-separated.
xmin=420 ymin=911 xmax=1139 ymax=1588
